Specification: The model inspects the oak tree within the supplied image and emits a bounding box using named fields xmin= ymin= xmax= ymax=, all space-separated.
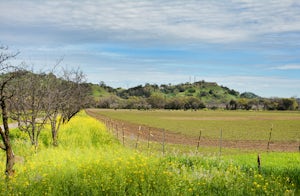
xmin=0 ymin=45 xmax=21 ymax=176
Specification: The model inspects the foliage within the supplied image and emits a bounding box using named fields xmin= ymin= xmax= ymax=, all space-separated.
xmin=91 ymin=81 xmax=299 ymax=111
xmin=0 ymin=111 xmax=298 ymax=195
xmin=240 ymin=92 xmax=260 ymax=99
xmin=7 ymin=68 xmax=89 ymax=147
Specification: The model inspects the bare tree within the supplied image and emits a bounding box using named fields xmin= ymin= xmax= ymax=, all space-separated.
xmin=47 ymin=68 xmax=88 ymax=146
xmin=8 ymin=64 xmax=89 ymax=148
xmin=9 ymin=71 xmax=49 ymax=148
xmin=62 ymin=68 xmax=88 ymax=121
xmin=43 ymin=73 xmax=62 ymax=146
xmin=0 ymin=45 xmax=21 ymax=176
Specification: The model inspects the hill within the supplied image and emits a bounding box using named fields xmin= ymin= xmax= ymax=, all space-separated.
xmin=86 ymin=81 xmax=299 ymax=110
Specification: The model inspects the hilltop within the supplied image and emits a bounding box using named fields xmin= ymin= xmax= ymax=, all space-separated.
xmin=87 ymin=81 xmax=298 ymax=110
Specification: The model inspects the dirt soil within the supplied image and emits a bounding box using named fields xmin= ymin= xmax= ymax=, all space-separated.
xmin=86 ymin=109 xmax=300 ymax=152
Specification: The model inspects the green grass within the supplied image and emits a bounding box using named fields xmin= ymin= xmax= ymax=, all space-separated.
xmin=91 ymin=109 xmax=300 ymax=141
xmin=91 ymin=85 xmax=111 ymax=100
xmin=0 ymin=111 xmax=298 ymax=195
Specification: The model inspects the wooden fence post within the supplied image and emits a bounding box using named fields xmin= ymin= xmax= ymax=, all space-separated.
xmin=147 ymin=128 xmax=152 ymax=154
xmin=122 ymin=123 xmax=125 ymax=146
xmin=257 ymin=154 xmax=261 ymax=173
xmin=267 ymin=124 xmax=273 ymax=152
xmin=114 ymin=123 xmax=117 ymax=134
xmin=104 ymin=119 xmax=107 ymax=128
xmin=116 ymin=124 xmax=119 ymax=139
xmin=109 ymin=120 xmax=112 ymax=132
xmin=135 ymin=126 xmax=141 ymax=149
xmin=219 ymin=129 xmax=222 ymax=157
xmin=197 ymin=130 xmax=202 ymax=153
xmin=162 ymin=129 xmax=165 ymax=155
xmin=298 ymin=139 xmax=300 ymax=153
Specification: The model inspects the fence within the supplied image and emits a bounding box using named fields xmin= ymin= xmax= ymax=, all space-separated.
xmin=102 ymin=118 xmax=300 ymax=156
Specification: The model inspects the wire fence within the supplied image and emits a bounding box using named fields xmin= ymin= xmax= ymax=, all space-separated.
xmin=102 ymin=117 xmax=300 ymax=156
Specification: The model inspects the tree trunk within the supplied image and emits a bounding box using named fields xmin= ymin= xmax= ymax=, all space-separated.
xmin=50 ymin=114 xmax=63 ymax=147
xmin=52 ymin=129 xmax=58 ymax=146
xmin=51 ymin=120 xmax=58 ymax=146
xmin=5 ymin=145 xmax=15 ymax=176
xmin=1 ymin=100 xmax=15 ymax=176
xmin=31 ymin=120 xmax=36 ymax=146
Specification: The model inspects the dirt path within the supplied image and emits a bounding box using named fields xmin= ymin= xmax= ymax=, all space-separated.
xmin=0 ymin=122 xmax=19 ymax=130
xmin=86 ymin=109 xmax=300 ymax=152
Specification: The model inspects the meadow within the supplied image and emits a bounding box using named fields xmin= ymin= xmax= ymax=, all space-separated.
xmin=90 ymin=109 xmax=300 ymax=141
xmin=0 ymin=111 xmax=299 ymax=195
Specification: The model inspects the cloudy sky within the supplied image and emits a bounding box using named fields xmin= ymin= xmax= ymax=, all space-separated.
xmin=1 ymin=0 xmax=300 ymax=97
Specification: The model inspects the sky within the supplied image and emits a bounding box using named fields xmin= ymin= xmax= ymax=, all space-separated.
xmin=1 ymin=0 xmax=300 ymax=98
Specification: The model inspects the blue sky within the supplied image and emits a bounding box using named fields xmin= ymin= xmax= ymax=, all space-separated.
xmin=1 ymin=0 xmax=300 ymax=97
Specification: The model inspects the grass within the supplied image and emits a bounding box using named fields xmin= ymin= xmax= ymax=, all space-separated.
xmin=90 ymin=109 xmax=300 ymax=141
xmin=0 ymin=111 xmax=298 ymax=195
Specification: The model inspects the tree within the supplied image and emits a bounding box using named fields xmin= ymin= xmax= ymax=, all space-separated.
xmin=184 ymin=97 xmax=206 ymax=110
xmin=237 ymin=98 xmax=252 ymax=110
xmin=122 ymin=96 xmax=148 ymax=109
xmin=147 ymin=94 xmax=166 ymax=109
xmin=277 ymin=98 xmax=298 ymax=110
xmin=165 ymin=97 xmax=185 ymax=110
xmin=9 ymin=65 xmax=89 ymax=147
xmin=0 ymin=45 xmax=21 ymax=176
xmin=97 ymin=95 xmax=120 ymax=108
xmin=46 ymin=68 xmax=88 ymax=146
xmin=9 ymin=71 xmax=49 ymax=148
xmin=229 ymin=99 xmax=237 ymax=110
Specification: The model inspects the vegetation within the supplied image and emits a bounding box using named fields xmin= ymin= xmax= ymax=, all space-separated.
xmin=0 ymin=45 xmax=22 ymax=176
xmin=0 ymin=45 xmax=89 ymax=175
xmin=90 ymin=81 xmax=299 ymax=111
xmin=88 ymin=109 xmax=300 ymax=141
xmin=0 ymin=111 xmax=298 ymax=195
xmin=0 ymin=44 xmax=299 ymax=195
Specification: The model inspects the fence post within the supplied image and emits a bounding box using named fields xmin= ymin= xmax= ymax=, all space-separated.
xmin=111 ymin=121 xmax=114 ymax=133
xmin=122 ymin=124 xmax=125 ymax=146
xmin=147 ymin=128 xmax=152 ymax=153
xmin=197 ymin=130 xmax=202 ymax=153
xmin=135 ymin=126 xmax=141 ymax=149
xmin=257 ymin=154 xmax=261 ymax=173
xmin=116 ymin=124 xmax=119 ymax=139
xmin=219 ymin=129 xmax=222 ymax=157
xmin=104 ymin=119 xmax=107 ymax=128
xmin=109 ymin=120 xmax=112 ymax=132
xmin=298 ymin=139 xmax=300 ymax=153
xmin=113 ymin=124 xmax=116 ymax=135
xmin=267 ymin=124 xmax=273 ymax=152
xmin=162 ymin=129 xmax=165 ymax=155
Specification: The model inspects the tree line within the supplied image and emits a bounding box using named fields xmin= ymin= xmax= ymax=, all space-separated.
xmin=0 ymin=45 xmax=89 ymax=176
xmin=95 ymin=94 xmax=299 ymax=111
xmin=93 ymin=82 xmax=299 ymax=111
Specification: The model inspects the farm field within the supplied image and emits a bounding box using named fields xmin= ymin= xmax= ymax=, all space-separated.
xmin=0 ymin=111 xmax=299 ymax=195
xmin=86 ymin=109 xmax=300 ymax=152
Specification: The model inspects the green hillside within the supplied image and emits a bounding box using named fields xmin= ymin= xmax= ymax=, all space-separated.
xmin=88 ymin=81 xmax=298 ymax=111
xmin=92 ymin=81 xmax=240 ymax=103
xmin=91 ymin=85 xmax=111 ymax=101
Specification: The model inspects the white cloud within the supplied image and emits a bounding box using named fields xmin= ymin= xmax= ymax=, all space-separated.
xmin=1 ymin=0 xmax=300 ymax=98
xmin=1 ymin=0 xmax=300 ymax=45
